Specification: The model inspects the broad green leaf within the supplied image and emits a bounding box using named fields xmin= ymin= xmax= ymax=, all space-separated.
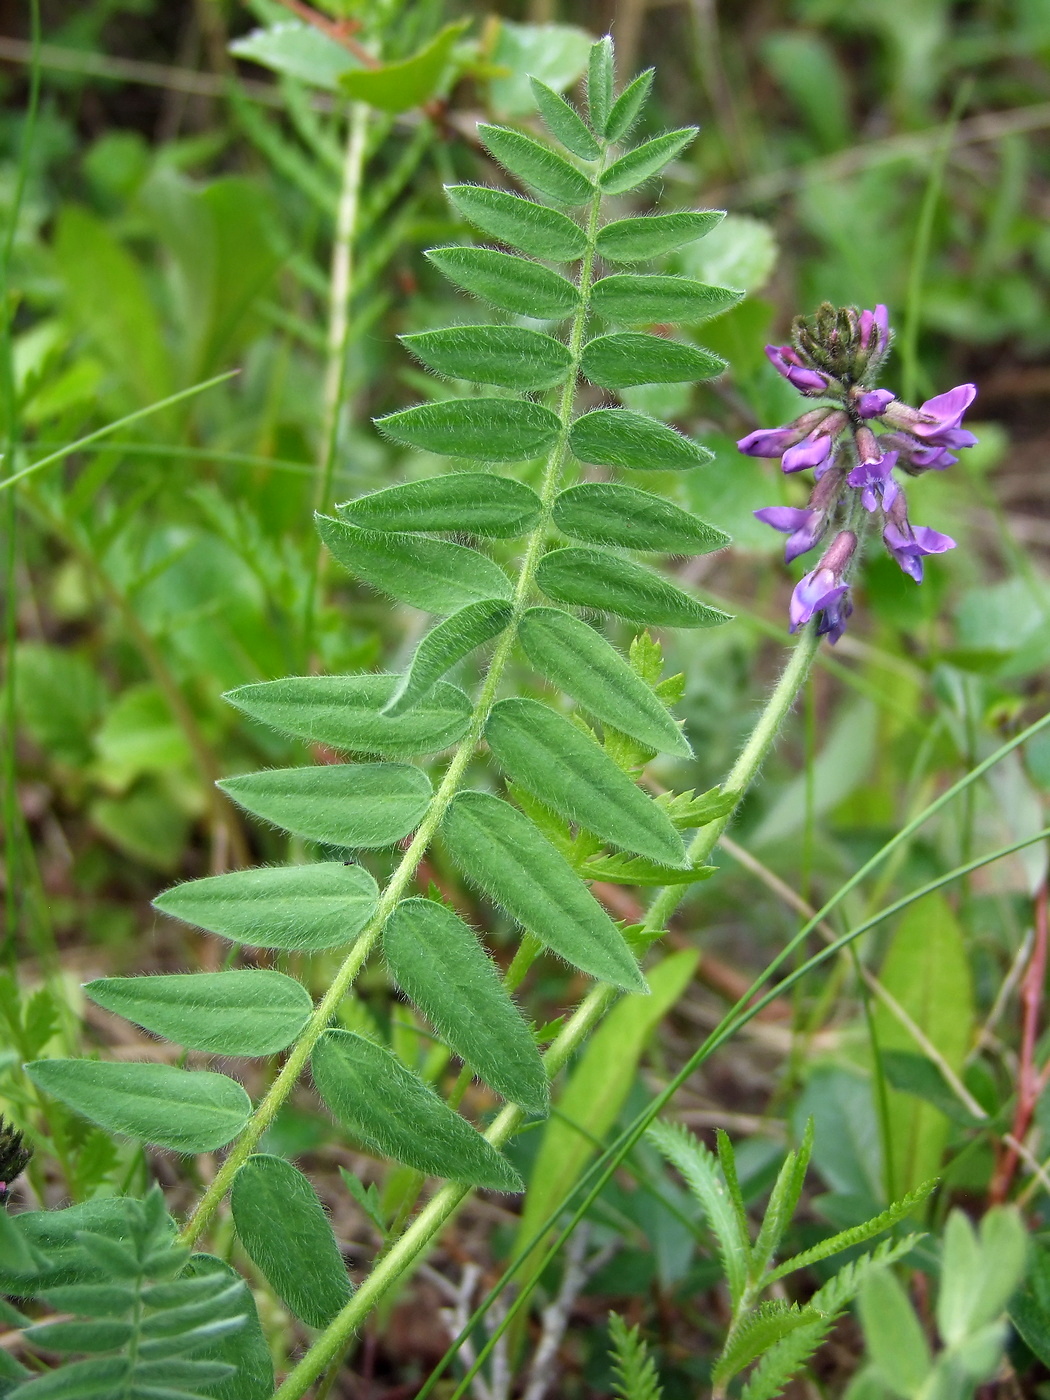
xmin=219 ymin=763 xmax=432 ymax=848
xmin=871 ymin=893 xmax=974 ymax=1195
xmin=857 ymin=1269 xmax=932 ymax=1395
xmin=445 ymin=185 xmax=587 ymax=262
xmin=580 ymin=852 xmax=714 ymax=885
xmin=228 ymin=22 xmax=360 ymax=92
xmin=440 ymin=791 xmax=645 ymax=991
xmin=384 ymin=601 xmax=512 ymax=716
xmin=1008 ymin=1246 xmax=1050 ymax=1367
xmin=401 ymin=326 xmax=571 ymax=391
xmin=487 ymin=19 xmax=591 ymax=119
xmin=83 ymin=971 xmax=312 ymax=1057
xmin=25 ymin=1060 xmax=251 ymax=1152
xmin=426 ymin=247 xmax=579 ymax=319
xmin=183 ymin=1255 xmax=274 ymax=1400
xmin=339 ymin=21 xmax=467 ymax=112
xmin=528 ymin=78 xmax=600 ymax=159
xmin=586 ymin=36 xmax=614 ymax=132
xmin=317 ymin=516 xmax=512 ymax=613
xmin=311 ymin=1029 xmax=522 ymax=1191
xmin=600 ymin=128 xmax=697 ymax=194
xmin=384 ymin=897 xmax=548 ymax=1115
xmin=339 ymin=472 xmax=542 ymax=536
xmin=554 ymin=483 xmax=729 ymax=553
xmin=375 ymin=397 xmax=561 ymax=462
xmin=596 ymin=210 xmax=726 ymax=263
xmin=485 ymin=698 xmax=687 ymax=866
xmin=603 ymin=69 xmax=654 ymax=141
xmin=591 ymin=273 xmax=742 ymax=324
xmin=477 ymin=124 xmax=593 ymax=206
xmin=518 ymin=606 xmax=691 ymax=756
xmin=569 ymin=408 xmax=712 ymax=471
xmin=581 ymin=332 xmax=725 ymax=389
xmin=881 ymin=1050 xmax=983 ymax=1126
xmin=938 ymin=1207 xmax=1027 ymax=1344
xmin=538 ymin=547 xmax=732 ymax=628
xmin=225 ymin=674 xmax=470 ymax=757
xmin=231 ymin=1156 xmax=350 ymax=1330
xmin=514 ymin=952 xmax=697 ymax=1297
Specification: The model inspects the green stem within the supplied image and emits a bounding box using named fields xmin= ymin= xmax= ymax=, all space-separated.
xmin=270 ymin=622 xmax=823 ymax=1400
xmin=179 ymin=156 xmax=610 ymax=1253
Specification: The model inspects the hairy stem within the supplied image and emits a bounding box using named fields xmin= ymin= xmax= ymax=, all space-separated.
xmin=270 ymin=622 xmax=822 ymax=1399
xmin=179 ymin=159 xmax=609 ymax=1252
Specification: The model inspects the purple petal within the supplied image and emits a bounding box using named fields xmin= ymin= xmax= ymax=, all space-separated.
xmin=789 ymin=568 xmax=847 ymax=630
xmin=786 ymin=365 xmax=830 ymax=394
xmin=856 ymin=389 xmax=895 ymax=419
xmin=911 ymin=525 xmax=956 ymax=555
xmin=738 ymin=426 xmax=800 ymax=457
xmin=817 ymin=591 xmax=853 ymax=643
xmin=912 ymin=383 xmax=977 ymax=436
xmin=782 ymin=432 xmax=833 ymax=474
xmin=754 ymin=507 xmax=815 ymax=532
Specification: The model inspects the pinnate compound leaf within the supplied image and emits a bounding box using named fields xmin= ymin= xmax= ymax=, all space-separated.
xmin=231 ymin=1156 xmax=350 ymax=1330
xmin=581 ymin=332 xmax=725 ymax=389
xmin=83 ymin=971 xmax=312 ymax=1057
xmin=591 ymin=273 xmax=742 ymax=324
xmin=538 ymin=548 xmax=732 ymax=628
xmin=518 ymin=607 xmax=690 ymax=757
xmin=154 ymin=864 xmax=378 ymax=953
xmin=384 ymin=601 xmax=512 ymax=716
xmin=402 ymin=326 xmax=572 ymax=391
xmin=738 ymin=1319 xmax=830 ymax=1400
xmin=375 ymin=397 xmax=561 ymax=462
xmin=715 ymin=1302 xmax=818 ymax=1387
xmin=7 ymin=1357 xmax=130 ymax=1398
xmin=183 ymin=1254 xmax=274 ymax=1400
xmin=608 ymin=1312 xmax=663 ymax=1400
xmin=477 ymin=124 xmax=593 ymax=206
xmin=445 ymin=185 xmax=586 ymax=262
xmin=338 ymin=20 xmax=467 ymax=112
xmin=219 ymin=763 xmax=431 ymax=848
xmin=426 ymin=247 xmax=579 ymax=319
xmin=312 ymin=1028 xmax=522 ymax=1191
xmin=485 ymin=698 xmax=687 ymax=867
xmin=24 ymin=1060 xmax=251 ymax=1152
xmin=440 ymin=791 xmax=646 ymax=991
xmin=596 ymin=210 xmax=725 ymax=263
xmin=225 ymin=674 xmax=470 ymax=756
xmin=586 ymin=36 xmax=614 ymax=132
xmin=384 ymin=898 xmax=548 ymax=1115
xmin=528 ymin=78 xmax=600 ymax=159
xmin=317 ymin=516 xmax=512 ymax=613
xmin=569 ymin=409 xmax=711 ymax=472
xmin=554 ymin=483 xmax=729 ymax=553
xmin=603 ymin=68 xmax=654 ymax=141
xmin=600 ymin=128 xmax=697 ymax=194
xmin=580 ymin=853 xmax=715 ymax=886
xmin=338 ymin=473 xmax=542 ymax=537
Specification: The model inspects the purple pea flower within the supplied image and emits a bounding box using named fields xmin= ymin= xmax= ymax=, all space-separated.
xmin=847 ymin=428 xmax=899 ymax=511
xmin=789 ymin=531 xmax=857 ymax=639
xmin=859 ymin=304 xmax=889 ymax=352
xmin=737 ymin=425 xmax=808 ymax=458
xmin=882 ymin=490 xmax=955 ymax=582
xmin=855 ymin=389 xmax=895 ymax=419
xmin=754 ymin=507 xmax=824 ymax=563
xmin=782 ymin=429 xmax=834 ymax=475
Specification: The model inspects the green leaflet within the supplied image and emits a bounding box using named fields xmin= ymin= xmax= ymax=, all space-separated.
xmin=338 ymin=473 xmax=542 ymax=537
xmin=553 ymin=483 xmax=730 ymax=553
xmin=219 ymin=763 xmax=432 ymax=847
xmin=587 ymin=36 xmax=614 ymax=132
xmin=231 ymin=1156 xmax=350 ymax=1330
xmin=383 ymin=601 xmax=513 ymax=716
xmin=375 ymin=397 xmax=561 ymax=462
xmin=600 ymin=127 xmax=698 ymax=195
xmin=183 ymin=1254 xmax=275 ymax=1400
xmin=485 ymin=698 xmax=687 ymax=867
xmin=154 ymin=863 xmax=379 ymax=953
xmin=25 ymin=1060 xmax=251 ymax=1153
xmin=538 ymin=547 xmax=732 ymax=628
xmin=518 ymin=607 xmax=690 ymax=757
xmin=440 ymin=791 xmax=646 ymax=992
xmin=338 ymin=20 xmax=466 ymax=113
xmin=317 ymin=516 xmax=512 ymax=613
xmin=569 ymin=408 xmax=712 ymax=471
xmin=401 ymin=326 xmax=572 ymax=392
xmin=580 ymin=853 xmax=715 ymax=885
xmin=426 ymin=247 xmax=579 ymax=319
xmin=444 ymin=185 xmax=587 ymax=262
xmin=384 ymin=898 xmax=548 ymax=1115
xmin=225 ymin=674 xmax=470 ymax=756
xmin=581 ymin=332 xmax=726 ymax=389
xmin=529 ymin=79 xmax=600 ymax=160
xmin=477 ymin=124 xmax=594 ymax=206
xmin=591 ymin=273 xmax=742 ymax=324
xmin=596 ymin=210 xmax=725 ymax=263
xmin=83 ymin=971 xmax=313 ymax=1057
xmin=311 ymin=1029 xmax=522 ymax=1191
xmin=603 ymin=69 xmax=654 ymax=142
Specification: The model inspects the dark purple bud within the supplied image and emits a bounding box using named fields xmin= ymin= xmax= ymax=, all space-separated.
xmin=855 ymin=388 xmax=895 ymax=419
xmin=765 ymin=344 xmax=830 ymax=395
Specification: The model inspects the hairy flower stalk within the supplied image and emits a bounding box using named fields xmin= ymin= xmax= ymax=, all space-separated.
xmin=743 ymin=301 xmax=976 ymax=640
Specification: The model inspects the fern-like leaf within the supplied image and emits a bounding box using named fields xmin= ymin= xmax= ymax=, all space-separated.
xmin=738 ymin=1317 xmax=830 ymax=1400
xmin=608 ymin=1313 xmax=663 ymax=1400
xmin=714 ymin=1300 xmax=819 ymax=1386
xmin=764 ymin=1182 xmax=932 ymax=1286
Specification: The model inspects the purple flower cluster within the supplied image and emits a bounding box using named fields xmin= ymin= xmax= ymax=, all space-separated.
xmin=740 ymin=301 xmax=975 ymax=643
